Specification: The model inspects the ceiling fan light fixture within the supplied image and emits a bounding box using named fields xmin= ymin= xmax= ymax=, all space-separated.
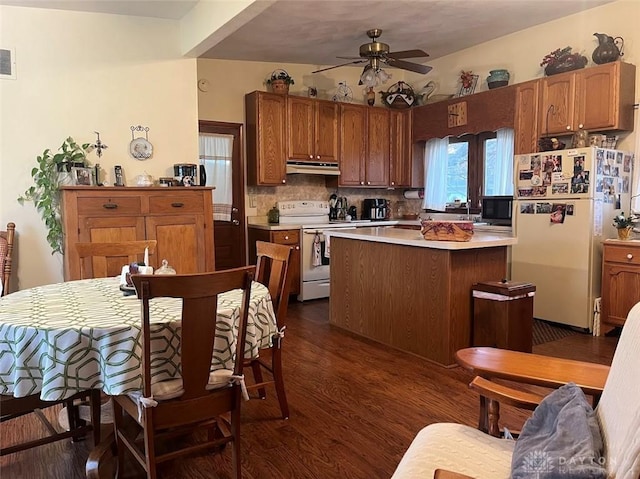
xmin=359 ymin=65 xmax=391 ymax=88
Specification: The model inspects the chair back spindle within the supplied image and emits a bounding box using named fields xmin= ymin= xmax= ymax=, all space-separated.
xmin=0 ymin=222 xmax=16 ymax=296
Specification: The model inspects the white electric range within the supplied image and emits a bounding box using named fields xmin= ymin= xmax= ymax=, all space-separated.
xmin=278 ymin=200 xmax=370 ymax=301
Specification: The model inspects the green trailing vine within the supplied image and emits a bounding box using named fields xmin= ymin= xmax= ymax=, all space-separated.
xmin=18 ymin=137 xmax=90 ymax=255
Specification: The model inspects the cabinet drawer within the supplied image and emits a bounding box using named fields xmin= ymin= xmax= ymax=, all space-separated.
xmin=149 ymin=194 xmax=204 ymax=214
xmin=272 ymin=230 xmax=299 ymax=245
xmin=604 ymin=244 xmax=640 ymax=266
xmin=77 ymin=196 xmax=142 ymax=216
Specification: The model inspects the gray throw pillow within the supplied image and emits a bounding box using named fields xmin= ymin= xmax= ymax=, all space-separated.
xmin=511 ymin=382 xmax=606 ymax=479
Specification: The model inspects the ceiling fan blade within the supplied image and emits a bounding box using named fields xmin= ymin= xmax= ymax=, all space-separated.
xmin=387 ymin=49 xmax=429 ymax=59
xmin=312 ymin=59 xmax=367 ymax=74
xmin=336 ymin=56 xmax=363 ymax=60
xmin=385 ymin=58 xmax=433 ymax=74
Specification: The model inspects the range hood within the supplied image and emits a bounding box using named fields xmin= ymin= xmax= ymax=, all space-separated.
xmin=286 ymin=161 xmax=340 ymax=176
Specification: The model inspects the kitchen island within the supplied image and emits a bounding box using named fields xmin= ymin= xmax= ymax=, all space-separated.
xmin=328 ymin=226 xmax=517 ymax=366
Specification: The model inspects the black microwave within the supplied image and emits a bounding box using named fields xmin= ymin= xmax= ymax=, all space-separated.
xmin=481 ymin=196 xmax=513 ymax=225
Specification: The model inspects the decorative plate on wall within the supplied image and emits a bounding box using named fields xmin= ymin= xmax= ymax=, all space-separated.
xmin=129 ymin=137 xmax=152 ymax=160
xmin=129 ymin=125 xmax=153 ymax=160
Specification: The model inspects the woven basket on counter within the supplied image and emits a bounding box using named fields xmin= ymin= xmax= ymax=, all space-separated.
xmin=420 ymin=220 xmax=474 ymax=242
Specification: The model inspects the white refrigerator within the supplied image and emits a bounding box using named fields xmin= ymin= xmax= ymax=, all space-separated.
xmin=511 ymin=147 xmax=634 ymax=330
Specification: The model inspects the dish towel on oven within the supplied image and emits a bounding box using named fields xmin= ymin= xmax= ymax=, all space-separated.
xmin=312 ymin=232 xmax=321 ymax=266
xmin=324 ymin=233 xmax=330 ymax=258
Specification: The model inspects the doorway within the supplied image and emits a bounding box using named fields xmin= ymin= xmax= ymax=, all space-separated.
xmin=198 ymin=121 xmax=246 ymax=270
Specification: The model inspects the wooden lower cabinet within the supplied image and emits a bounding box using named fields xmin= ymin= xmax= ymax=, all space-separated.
xmin=61 ymin=187 xmax=215 ymax=280
xmin=248 ymin=227 xmax=300 ymax=296
xmin=601 ymin=240 xmax=640 ymax=333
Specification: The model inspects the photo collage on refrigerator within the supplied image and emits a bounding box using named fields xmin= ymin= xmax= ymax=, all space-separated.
xmin=595 ymin=149 xmax=632 ymax=204
xmin=515 ymin=148 xmax=634 ymax=225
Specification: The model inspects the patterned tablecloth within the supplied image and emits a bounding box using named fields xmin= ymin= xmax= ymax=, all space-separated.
xmin=0 ymin=277 xmax=277 ymax=400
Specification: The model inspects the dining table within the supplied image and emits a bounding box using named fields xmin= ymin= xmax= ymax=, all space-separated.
xmin=0 ymin=276 xmax=278 ymax=401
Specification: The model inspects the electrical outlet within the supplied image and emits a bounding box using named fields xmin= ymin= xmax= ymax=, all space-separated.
xmin=249 ymin=194 xmax=257 ymax=208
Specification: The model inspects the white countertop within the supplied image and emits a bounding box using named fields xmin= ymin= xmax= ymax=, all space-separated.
xmin=325 ymin=226 xmax=517 ymax=250
xmin=247 ymin=217 xmax=401 ymax=231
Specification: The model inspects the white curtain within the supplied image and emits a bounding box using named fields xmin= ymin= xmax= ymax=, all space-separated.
xmin=199 ymin=133 xmax=234 ymax=221
xmin=491 ymin=128 xmax=515 ymax=196
xmin=422 ymin=137 xmax=449 ymax=211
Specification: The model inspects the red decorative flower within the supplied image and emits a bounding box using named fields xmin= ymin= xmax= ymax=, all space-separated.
xmin=460 ymin=70 xmax=474 ymax=89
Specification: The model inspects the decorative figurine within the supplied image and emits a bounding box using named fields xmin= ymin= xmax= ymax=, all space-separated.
xmin=91 ymin=131 xmax=108 ymax=158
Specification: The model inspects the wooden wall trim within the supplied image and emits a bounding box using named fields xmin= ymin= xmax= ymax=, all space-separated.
xmin=412 ymin=86 xmax=517 ymax=142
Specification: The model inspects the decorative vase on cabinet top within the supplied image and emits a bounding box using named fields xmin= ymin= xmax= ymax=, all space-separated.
xmin=487 ymin=69 xmax=510 ymax=89
xmin=592 ymin=33 xmax=624 ymax=64
xmin=617 ymin=227 xmax=633 ymax=241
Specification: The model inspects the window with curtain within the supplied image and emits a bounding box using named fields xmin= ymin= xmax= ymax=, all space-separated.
xmin=422 ymin=128 xmax=514 ymax=213
xmin=198 ymin=133 xmax=234 ymax=221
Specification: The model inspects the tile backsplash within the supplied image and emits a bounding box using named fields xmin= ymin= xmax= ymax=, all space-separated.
xmin=247 ymin=174 xmax=423 ymax=219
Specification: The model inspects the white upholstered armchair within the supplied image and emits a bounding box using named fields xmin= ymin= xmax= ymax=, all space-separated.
xmin=392 ymin=302 xmax=640 ymax=479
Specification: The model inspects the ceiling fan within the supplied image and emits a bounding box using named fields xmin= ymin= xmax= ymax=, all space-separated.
xmin=312 ymin=29 xmax=432 ymax=75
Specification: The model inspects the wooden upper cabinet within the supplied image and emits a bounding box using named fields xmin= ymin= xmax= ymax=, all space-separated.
xmin=539 ymin=62 xmax=635 ymax=135
xmin=576 ymin=61 xmax=636 ymax=131
xmin=514 ymin=80 xmax=540 ymax=154
xmin=287 ymin=97 xmax=314 ymax=161
xmin=539 ymin=73 xmax=576 ymax=135
xmin=339 ymin=104 xmax=367 ymax=186
xmin=246 ymin=91 xmax=287 ymax=186
xmin=287 ymin=97 xmax=338 ymax=163
xmin=390 ymin=110 xmax=412 ymax=187
xmin=315 ymin=101 xmax=339 ymax=162
xmin=367 ymin=107 xmax=390 ymax=186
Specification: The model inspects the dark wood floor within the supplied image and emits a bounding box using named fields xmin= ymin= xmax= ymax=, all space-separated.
xmin=0 ymin=299 xmax=618 ymax=479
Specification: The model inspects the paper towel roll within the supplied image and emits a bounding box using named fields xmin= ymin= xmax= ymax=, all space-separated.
xmin=403 ymin=189 xmax=424 ymax=199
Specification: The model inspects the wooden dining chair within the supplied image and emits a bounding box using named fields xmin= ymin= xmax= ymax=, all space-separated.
xmin=245 ymin=241 xmax=293 ymax=419
xmin=75 ymin=240 xmax=157 ymax=279
xmin=0 ymin=389 xmax=101 ymax=456
xmin=106 ymin=266 xmax=255 ymax=479
xmin=0 ymin=222 xmax=16 ymax=296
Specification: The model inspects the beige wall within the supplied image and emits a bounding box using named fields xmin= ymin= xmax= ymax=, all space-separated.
xmin=0 ymin=6 xmax=199 ymax=289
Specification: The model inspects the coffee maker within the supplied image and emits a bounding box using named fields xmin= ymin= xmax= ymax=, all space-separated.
xmin=362 ymin=198 xmax=388 ymax=220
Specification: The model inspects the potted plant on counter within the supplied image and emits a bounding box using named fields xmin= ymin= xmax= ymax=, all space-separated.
xmin=613 ymin=212 xmax=638 ymax=240
xmin=18 ymin=137 xmax=91 ymax=254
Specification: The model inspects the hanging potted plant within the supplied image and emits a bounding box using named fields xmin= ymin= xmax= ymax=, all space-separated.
xmin=18 ymin=137 xmax=91 ymax=254
xmin=266 ymin=69 xmax=294 ymax=94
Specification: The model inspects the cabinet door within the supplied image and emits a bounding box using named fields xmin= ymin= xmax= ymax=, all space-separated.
xmin=366 ymin=107 xmax=390 ymax=186
xmin=315 ymin=101 xmax=339 ymax=162
xmin=146 ymin=215 xmax=206 ymax=274
xmin=514 ymin=80 xmax=540 ymax=154
xmin=602 ymin=262 xmax=640 ymax=327
xmin=576 ymin=63 xmax=617 ymax=131
xmin=539 ymin=73 xmax=576 ymax=134
xmin=271 ymin=230 xmax=300 ymax=296
xmin=339 ymin=104 xmax=367 ymax=186
xmin=76 ymin=216 xmax=146 ymax=280
xmin=246 ymin=92 xmax=286 ymax=185
xmin=248 ymin=227 xmax=300 ymax=296
xmin=287 ymin=96 xmax=315 ymax=161
xmin=389 ymin=110 xmax=412 ymax=187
